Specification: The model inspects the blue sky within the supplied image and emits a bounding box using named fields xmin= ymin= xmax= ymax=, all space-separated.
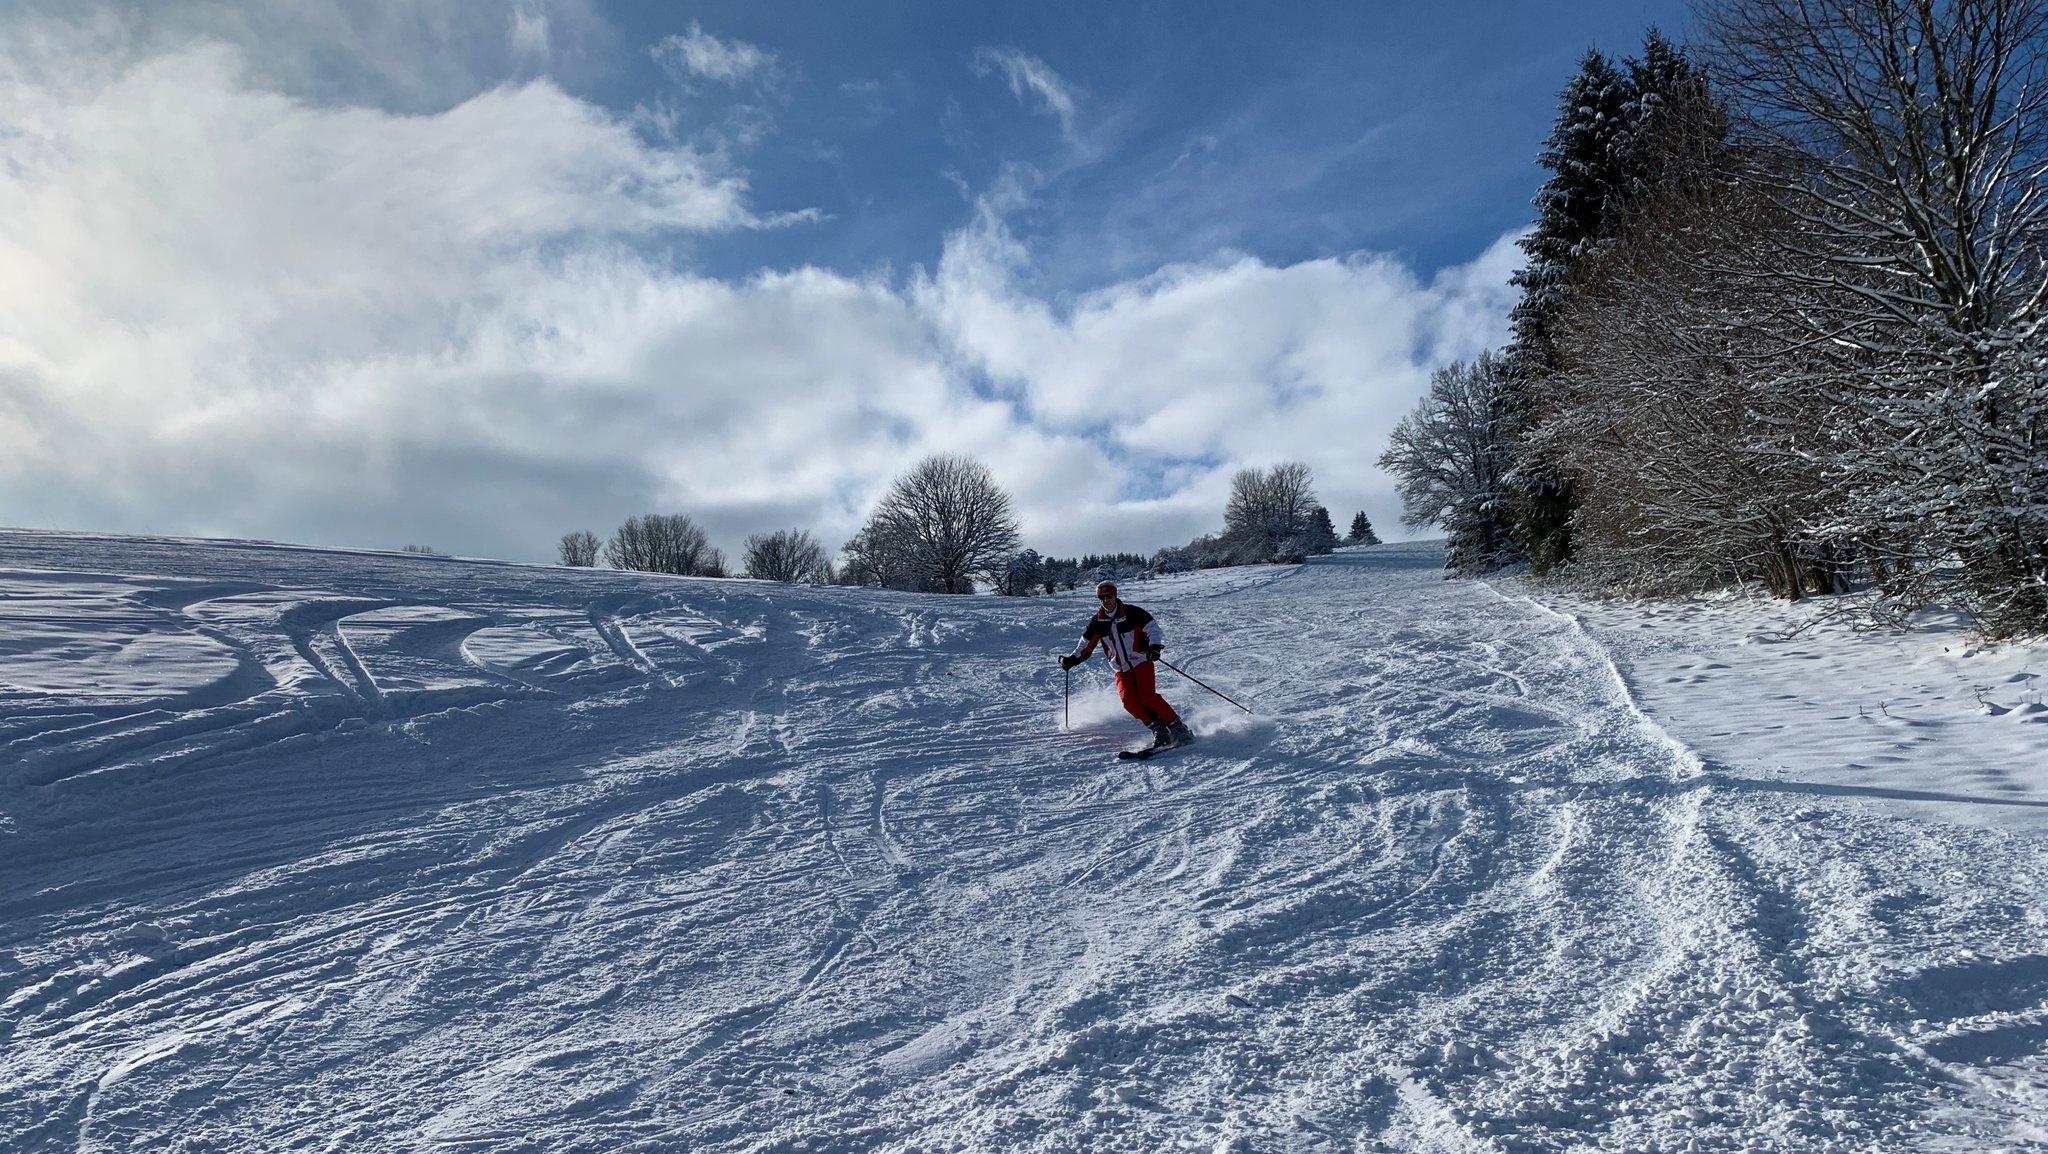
xmin=554 ymin=1 xmax=1695 ymax=291
xmin=597 ymin=1 xmax=1695 ymax=286
xmin=0 ymin=0 xmax=1694 ymax=564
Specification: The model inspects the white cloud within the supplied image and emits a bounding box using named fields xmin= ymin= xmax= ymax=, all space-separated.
xmin=652 ymin=21 xmax=776 ymax=87
xmin=510 ymin=1 xmax=552 ymax=65
xmin=972 ymin=47 xmax=1083 ymax=148
xmin=3 ymin=0 xmax=610 ymax=114
xmin=646 ymin=22 xmax=789 ymax=153
xmin=0 ymin=24 xmax=1517 ymax=564
xmin=914 ymin=204 xmax=1516 ymax=551
xmin=0 ymin=38 xmax=804 ymax=544
xmin=1419 ymin=228 xmax=1527 ymax=366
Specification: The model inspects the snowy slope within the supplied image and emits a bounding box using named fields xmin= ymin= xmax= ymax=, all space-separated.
xmin=3 ymin=530 xmax=2046 ymax=1153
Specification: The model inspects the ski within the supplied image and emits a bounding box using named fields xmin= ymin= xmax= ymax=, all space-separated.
xmin=1117 ymin=745 xmax=1171 ymax=761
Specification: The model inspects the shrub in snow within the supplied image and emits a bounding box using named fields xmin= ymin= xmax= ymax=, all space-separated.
xmin=605 ymin=513 xmax=726 ymax=577
xmin=557 ymin=530 xmax=601 ymax=567
xmin=744 ymin=529 xmax=834 ymax=584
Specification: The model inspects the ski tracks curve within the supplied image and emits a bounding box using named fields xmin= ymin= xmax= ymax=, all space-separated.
xmin=3 ymin=537 xmax=2046 ymax=1152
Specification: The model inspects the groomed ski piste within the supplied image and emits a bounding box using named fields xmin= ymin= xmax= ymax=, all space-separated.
xmin=3 ymin=529 xmax=2046 ymax=1154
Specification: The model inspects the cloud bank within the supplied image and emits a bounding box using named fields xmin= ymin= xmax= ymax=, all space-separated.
xmin=0 ymin=17 xmax=1520 ymax=564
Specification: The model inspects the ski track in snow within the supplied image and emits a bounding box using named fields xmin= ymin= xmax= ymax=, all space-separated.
xmin=2 ymin=530 xmax=2047 ymax=1153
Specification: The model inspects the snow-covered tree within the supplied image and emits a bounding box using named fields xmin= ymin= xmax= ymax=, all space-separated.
xmin=1003 ymin=549 xmax=1043 ymax=596
xmin=1500 ymin=33 xmax=1715 ymax=573
xmin=557 ymin=530 xmax=601 ymax=567
xmin=1278 ymin=505 xmax=1339 ymax=561
xmin=1150 ymin=545 xmax=1193 ymax=574
xmin=1703 ymin=0 xmax=2048 ymax=633
xmin=1378 ymin=353 xmax=1517 ymax=574
xmin=1504 ymin=34 xmax=1856 ymax=599
xmin=1531 ymin=164 xmax=1850 ymax=599
xmin=743 ymin=529 xmax=834 ymax=584
xmin=1511 ymin=49 xmax=1637 ymax=366
xmin=1079 ymin=553 xmax=1150 ymax=584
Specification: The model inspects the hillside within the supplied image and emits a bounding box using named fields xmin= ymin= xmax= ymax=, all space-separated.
xmin=3 ymin=530 xmax=2045 ymax=1153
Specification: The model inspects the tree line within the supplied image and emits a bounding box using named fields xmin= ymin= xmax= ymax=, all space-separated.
xmin=1379 ymin=0 xmax=2048 ymax=637
xmin=1149 ymin=463 xmax=1368 ymax=573
xmin=560 ymin=455 xmax=1382 ymax=593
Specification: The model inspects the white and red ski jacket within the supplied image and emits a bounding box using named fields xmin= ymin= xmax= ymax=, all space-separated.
xmin=1068 ymin=601 xmax=1165 ymax=674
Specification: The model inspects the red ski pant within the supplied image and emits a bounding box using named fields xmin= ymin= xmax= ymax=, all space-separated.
xmin=1114 ymin=661 xmax=1179 ymax=727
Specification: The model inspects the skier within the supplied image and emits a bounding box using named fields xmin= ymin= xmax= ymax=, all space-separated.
xmin=1060 ymin=581 xmax=1195 ymax=752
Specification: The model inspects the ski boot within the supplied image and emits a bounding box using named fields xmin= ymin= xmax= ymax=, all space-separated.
xmin=1167 ymin=719 xmax=1195 ymax=747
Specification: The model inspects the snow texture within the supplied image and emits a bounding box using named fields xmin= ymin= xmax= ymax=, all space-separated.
xmin=3 ymin=529 xmax=2046 ymax=1152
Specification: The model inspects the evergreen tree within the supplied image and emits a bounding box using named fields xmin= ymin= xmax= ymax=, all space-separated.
xmin=1003 ymin=549 xmax=1043 ymax=596
xmin=1621 ymin=30 xmax=1715 ymax=199
xmin=1301 ymin=506 xmax=1339 ymax=556
xmin=1347 ymin=512 xmax=1381 ymax=545
xmin=1510 ymin=49 xmax=1636 ymax=369
xmin=1499 ymin=32 xmax=1709 ymax=574
xmin=1038 ymin=557 xmax=1083 ymax=594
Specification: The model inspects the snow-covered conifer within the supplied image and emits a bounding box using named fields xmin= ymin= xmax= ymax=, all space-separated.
xmin=1498 ymin=34 xmax=1714 ymax=574
xmin=1004 ymin=549 xmax=1043 ymax=596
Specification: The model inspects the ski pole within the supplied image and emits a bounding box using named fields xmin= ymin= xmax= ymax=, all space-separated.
xmin=1157 ymin=656 xmax=1252 ymax=714
xmin=1063 ymin=663 xmax=1071 ymax=731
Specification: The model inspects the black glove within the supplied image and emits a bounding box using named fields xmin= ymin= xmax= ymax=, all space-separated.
xmin=1145 ymin=643 xmax=1163 ymax=660
xmin=1059 ymin=654 xmax=1082 ymax=670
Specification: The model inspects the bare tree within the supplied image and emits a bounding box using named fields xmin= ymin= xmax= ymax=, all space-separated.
xmin=837 ymin=523 xmax=913 ymax=588
xmin=849 ymin=454 xmax=1022 ymax=593
xmin=1222 ymin=462 xmax=1322 ymax=563
xmin=1704 ymin=0 xmax=2048 ymax=632
xmin=558 ymin=530 xmax=601 ymax=567
xmin=1378 ymin=353 xmax=1518 ymax=573
xmin=743 ymin=529 xmax=834 ymax=583
xmin=1530 ymin=111 xmax=1854 ymax=600
xmin=604 ymin=514 xmax=726 ymax=577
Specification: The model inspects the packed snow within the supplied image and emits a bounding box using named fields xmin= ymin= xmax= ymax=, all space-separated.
xmin=3 ymin=529 xmax=2046 ymax=1153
